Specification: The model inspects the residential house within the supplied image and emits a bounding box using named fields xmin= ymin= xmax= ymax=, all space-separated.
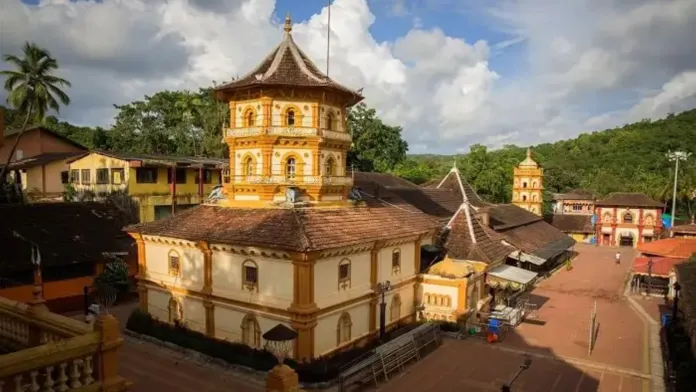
xmin=631 ymin=237 xmax=696 ymax=298
xmin=546 ymin=189 xmax=596 ymax=243
xmin=0 ymin=124 xmax=88 ymax=199
xmin=672 ymin=221 xmax=696 ymax=238
xmin=67 ymin=151 xmax=228 ymax=222
xmin=0 ymin=202 xmax=136 ymax=313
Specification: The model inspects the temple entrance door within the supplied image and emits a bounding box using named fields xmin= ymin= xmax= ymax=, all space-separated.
xmin=602 ymin=234 xmax=610 ymax=246
xmin=619 ymin=233 xmax=634 ymax=247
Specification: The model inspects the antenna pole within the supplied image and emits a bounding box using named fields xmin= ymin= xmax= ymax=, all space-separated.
xmin=326 ymin=0 xmax=331 ymax=77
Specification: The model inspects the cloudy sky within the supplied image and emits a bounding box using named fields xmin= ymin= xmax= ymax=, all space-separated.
xmin=1 ymin=0 xmax=696 ymax=153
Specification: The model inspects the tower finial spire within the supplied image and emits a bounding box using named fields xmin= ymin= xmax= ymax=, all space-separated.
xmin=526 ymin=147 xmax=532 ymax=159
xmin=284 ymin=12 xmax=292 ymax=34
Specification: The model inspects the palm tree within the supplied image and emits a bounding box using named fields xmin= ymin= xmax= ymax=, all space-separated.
xmin=0 ymin=42 xmax=71 ymax=181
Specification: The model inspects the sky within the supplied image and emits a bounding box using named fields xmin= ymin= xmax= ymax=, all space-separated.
xmin=2 ymin=0 xmax=696 ymax=154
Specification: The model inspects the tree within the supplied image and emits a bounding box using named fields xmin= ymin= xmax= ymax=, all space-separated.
xmin=347 ymin=103 xmax=408 ymax=172
xmin=0 ymin=42 xmax=71 ymax=181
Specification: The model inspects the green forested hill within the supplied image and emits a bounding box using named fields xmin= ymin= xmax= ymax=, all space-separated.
xmin=398 ymin=109 xmax=696 ymax=217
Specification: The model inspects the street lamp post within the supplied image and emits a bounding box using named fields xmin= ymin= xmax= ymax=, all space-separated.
xmin=375 ymin=281 xmax=392 ymax=340
xmin=262 ymin=323 xmax=300 ymax=392
xmin=647 ymin=258 xmax=654 ymax=297
xmin=666 ymin=151 xmax=691 ymax=230
xmin=501 ymin=357 xmax=533 ymax=391
xmin=13 ymin=231 xmax=46 ymax=310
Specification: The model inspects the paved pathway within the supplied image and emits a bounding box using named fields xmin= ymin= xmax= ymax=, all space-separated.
xmin=377 ymin=339 xmax=645 ymax=392
xmin=68 ymin=301 xmax=264 ymax=392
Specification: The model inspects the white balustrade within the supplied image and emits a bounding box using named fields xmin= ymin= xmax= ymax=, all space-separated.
xmin=6 ymin=355 xmax=95 ymax=392
xmin=225 ymin=126 xmax=352 ymax=141
xmin=233 ymin=175 xmax=353 ymax=186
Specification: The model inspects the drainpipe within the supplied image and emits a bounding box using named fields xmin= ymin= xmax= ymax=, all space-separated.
xmin=198 ymin=167 xmax=204 ymax=197
xmin=171 ymin=167 xmax=177 ymax=215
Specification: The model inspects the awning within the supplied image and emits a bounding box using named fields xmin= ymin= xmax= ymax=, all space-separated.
xmin=508 ymin=250 xmax=546 ymax=266
xmin=487 ymin=264 xmax=538 ymax=290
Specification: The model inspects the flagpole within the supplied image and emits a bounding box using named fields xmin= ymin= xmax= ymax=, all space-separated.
xmin=326 ymin=0 xmax=331 ymax=77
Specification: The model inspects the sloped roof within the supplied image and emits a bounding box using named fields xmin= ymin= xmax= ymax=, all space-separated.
xmin=214 ymin=15 xmax=363 ymax=106
xmin=632 ymin=256 xmax=685 ymax=277
xmin=672 ymin=223 xmax=696 ymax=235
xmin=426 ymin=166 xmax=492 ymax=209
xmin=0 ymin=151 xmax=86 ymax=170
xmin=2 ymin=125 xmax=87 ymax=151
xmin=69 ymin=151 xmax=228 ymax=169
xmin=637 ymin=237 xmax=696 ymax=259
xmin=596 ymin=192 xmax=663 ymax=208
xmin=545 ymin=214 xmax=594 ymax=234
xmin=124 ymin=204 xmax=441 ymax=252
xmin=444 ymin=205 xmax=513 ymax=264
xmin=495 ymin=219 xmax=575 ymax=259
xmin=0 ymin=202 xmax=135 ymax=273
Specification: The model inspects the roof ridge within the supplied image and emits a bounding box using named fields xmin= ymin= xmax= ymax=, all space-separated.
xmin=291 ymin=209 xmax=313 ymax=251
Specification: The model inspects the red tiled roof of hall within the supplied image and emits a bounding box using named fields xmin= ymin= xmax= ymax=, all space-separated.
xmin=632 ymin=256 xmax=685 ymax=277
xmin=672 ymin=223 xmax=696 ymax=234
xmin=637 ymin=237 xmax=696 ymax=259
xmin=595 ymin=192 xmax=663 ymax=208
xmin=124 ymin=204 xmax=441 ymax=252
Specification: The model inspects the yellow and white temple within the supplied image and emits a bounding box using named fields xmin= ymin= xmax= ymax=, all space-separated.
xmin=126 ymin=15 xmax=440 ymax=361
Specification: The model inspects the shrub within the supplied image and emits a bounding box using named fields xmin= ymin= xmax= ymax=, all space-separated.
xmin=126 ymin=309 xmax=422 ymax=383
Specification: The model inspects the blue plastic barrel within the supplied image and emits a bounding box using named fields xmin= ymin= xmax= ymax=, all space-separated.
xmin=661 ymin=314 xmax=672 ymax=327
xmin=489 ymin=319 xmax=501 ymax=334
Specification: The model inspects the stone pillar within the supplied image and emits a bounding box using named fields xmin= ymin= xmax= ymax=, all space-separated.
xmin=266 ymin=364 xmax=300 ymax=392
xmin=94 ymin=314 xmax=128 ymax=392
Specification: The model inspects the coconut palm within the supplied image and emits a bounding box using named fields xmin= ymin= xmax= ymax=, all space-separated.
xmin=0 ymin=42 xmax=71 ymax=181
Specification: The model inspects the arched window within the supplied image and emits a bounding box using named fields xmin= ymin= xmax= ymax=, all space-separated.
xmin=532 ymin=194 xmax=537 ymax=201
xmin=337 ymin=312 xmax=352 ymax=345
xmin=168 ymin=297 xmax=182 ymax=324
xmin=286 ymin=109 xmax=295 ymax=126
xmin=241 ymin=315 xmax=261 ymax=348
xmin=532 ymin=181 xmax=537 ymax=188
xmin=242 ymin=260 xmax=258 ymax=291
xmin=531 ymin=207 xmax=536 ymax=213
xmin=326 ymin=112 xmax=335 ymax=131
xmin=168 ymin=250 xmax=180 ymax=276
xmin=338 ymin=258 xmax=351 ymax=290
xmin=522 ymin=195 xmax=527 ymax=201
xmin=603 ymin=212 xmax=612 ymax=223
xmin=244 ymin=109 xmax=256 ymax=127
xmin=424 ymin=294 xmax=431 ymax=305
xmin=523 ymin=182 xmax=528 ymax=188
xmin=390 ymin=294 xmax=402 ymax=321
xmin=285 ymin=157 xmax=296 ymax=180
xmin=391 ymin=248 xmax=401 ymax=273
xmin=623 ymin=212 xmax=633 ymax=224
xmin=324 ymin=157 xmax=335 ymax=176
xmin=243 ymin=156 xmax=254 ymax=177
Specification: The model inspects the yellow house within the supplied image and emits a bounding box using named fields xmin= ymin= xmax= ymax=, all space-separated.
xmin=67 ymin=151 xmax=228 ymax=222
xmin=5 ymin=151 xmax=87 ymax=200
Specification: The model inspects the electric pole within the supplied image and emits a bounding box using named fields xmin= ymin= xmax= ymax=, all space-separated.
xmin=666 ymin=151 xmax=691 ymax=230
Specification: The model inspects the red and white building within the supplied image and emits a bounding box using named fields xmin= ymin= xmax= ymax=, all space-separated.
xmin=595 ymin=192 xmax=664 ymax=247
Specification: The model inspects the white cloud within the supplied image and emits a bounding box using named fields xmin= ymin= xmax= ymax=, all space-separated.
xmin=0 ymin=0 xmax=695 ymax=153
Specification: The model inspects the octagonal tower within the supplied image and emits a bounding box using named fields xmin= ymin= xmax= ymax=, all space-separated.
xmin=214 ymin=14 xmax=363 ymax=208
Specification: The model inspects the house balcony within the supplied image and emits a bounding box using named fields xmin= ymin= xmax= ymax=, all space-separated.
xmin=0 ymin=296 xmax=128 ymax=391
xmin=231 ymin=175 xmax=353 ymax=186
xmin=225 ymin=127 xmax=353 ymax=142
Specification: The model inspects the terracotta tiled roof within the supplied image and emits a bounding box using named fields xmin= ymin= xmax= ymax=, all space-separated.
xmin=426 ymin=167 xmax=492 ymax=209
xmin=444 ymin=206 xmax=513 ymax=264
xmin=124 ymin=204 xmax=441 ymax=252
xmin=545 ymin=214 xmax=594 ymax=234
xmin=214 ymin=17 xmax=363 ymax=106
xmin=485 ymin=204 xmax=542 ymax=230
xmin=672 ymin=223 xmax=696 ymax=235
xmin=0 ymin=202 xmax=135 ymax=273
xmin=637 ymin=238 xmax=696 ymax=259
xmin=495 ymin=219 xmax=575 ymax=258
xmin=552 ymin=189 xmax=596 ymax=201
xmin=596 ymin=192 xmax=663 ymax=208
xmin=632 ymin=256 xmax=685 ymax=277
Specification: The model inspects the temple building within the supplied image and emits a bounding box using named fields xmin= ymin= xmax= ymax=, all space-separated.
xmin=594 ymin=192 xmax=664 ymax=247
xmin=511 ymin=148 xmax=543 ymax=215
xmin=125 ymin=16 xmax=441 ymax=361
xmin=546 ymin=189 xmax=596 ymax=243
xmin=124 ymin=16 xmax=575 ymax=360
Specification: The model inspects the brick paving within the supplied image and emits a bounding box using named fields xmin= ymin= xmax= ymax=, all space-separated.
xmin=376 ymin=339 xmax=645 ymax=392
xmin=503 ymin=244 xmax=648 ymax=372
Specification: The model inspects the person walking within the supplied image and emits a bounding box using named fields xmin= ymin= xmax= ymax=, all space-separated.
xmin=615 ymin=251 xmax=621 ymax=265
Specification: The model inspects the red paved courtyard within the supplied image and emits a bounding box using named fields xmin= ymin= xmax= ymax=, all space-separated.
xmin=377 ymin=339 xmax=646 ymax=392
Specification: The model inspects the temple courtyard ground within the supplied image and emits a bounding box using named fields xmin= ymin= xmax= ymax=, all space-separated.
xmin=76 ymin=244 xmax=660 ymax=391
xmin=376 ymin=244 xmax=657 ymax=392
